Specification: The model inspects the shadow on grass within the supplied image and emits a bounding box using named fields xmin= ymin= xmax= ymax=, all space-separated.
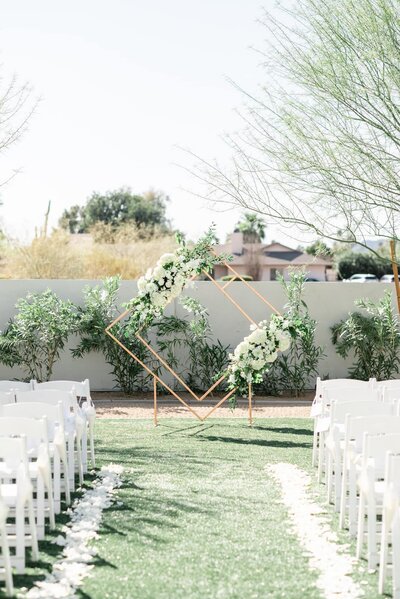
xmin=254 ymin=425 xmax=313 ymax=436
xmin=196 ymin=435 xmax=312 ymax=448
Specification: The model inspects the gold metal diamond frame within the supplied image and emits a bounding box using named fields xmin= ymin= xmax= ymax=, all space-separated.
xmin=105 ymin=256 xmax=281 ymax=426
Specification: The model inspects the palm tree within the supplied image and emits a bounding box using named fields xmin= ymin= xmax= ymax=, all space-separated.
xmin=236 ymin=213 xmax=265 ymax=243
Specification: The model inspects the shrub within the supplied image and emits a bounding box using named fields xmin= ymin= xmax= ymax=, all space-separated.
xmin=0 ymin=290 xmax=78 ymax=380
xmin=258 ymin=269 xmax=324 ymax=396
xmin=72 ymin=276 xmax=152 ymax=393
xmin=220 ymin=275 xmax=253 ymax=282
xmin=331 ymin=291 xmax=400 ymax=380
xmin=336 ymin=251 xmax=392 ymax=280
xmin=155 ymin=297 xmax=230 ymax=392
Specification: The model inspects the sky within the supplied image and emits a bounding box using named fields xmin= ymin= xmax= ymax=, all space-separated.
xmin=0 ymin=0 xmax=289 ymax=245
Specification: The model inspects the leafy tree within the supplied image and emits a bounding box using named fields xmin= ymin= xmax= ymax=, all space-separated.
xmin=72 ymin=277 xmax=152 ymax=393
xmin=332 ymin=292 xmax=400 ymax=380
xmin=305 ymin=241 xmax=332 ymax=258
xmin=196 ymin=0 xmax=400 ymax=261
xmin=236 ymin=213 xmax=265 ymax=242
xmin=0 ymin=290 xmax=78 ymax=381
xmin=59 ymin=188 xmax=170 ymax=235
xmin=336 ymin=252 xmax=392 ymax=280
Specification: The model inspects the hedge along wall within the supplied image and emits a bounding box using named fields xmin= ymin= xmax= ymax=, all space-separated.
xmin=0 ymin=280 xmax=393 ymax=390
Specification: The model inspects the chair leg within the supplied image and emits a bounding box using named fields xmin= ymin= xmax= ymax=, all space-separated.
xmin=76 ymin=434 xmax=84 ymax=486
xmin=318 ymin=431 xmax=325 ymax=482
xmin=36 ymin=475 xmax=45 ymax=540
xmin=89 ymin=421 xmax=95 ymax=468
xmin=356 ymin=493 xmax=365 ymax=559
xmin=367 ymin=499 xmax=378 ymax=569
xmin=28 ymin=499 xmax=39 ymax=561
xmin=67 ymin=433 xmax=75 ymax=491
xmin=379 ymin=511 xmax=389 ymax=594
xmin=53 ymin=451 xmax=61 ymax=514
xmin=82 ymin=425 xmax=88 ymax=474
xmin=392 ymin=515 xmax=400 ymax=599
xmin=339 ymin=467 xmax=347 ymax=529
xmin=15 ymin=505 xmax=25 ymax=574
xmin=348 ymin=465 xmax=358 ymax=537
xmin=312 ymin=427 xmax=318 ymax=467
xmin=1 ymin=531 xmax=13 ymax=597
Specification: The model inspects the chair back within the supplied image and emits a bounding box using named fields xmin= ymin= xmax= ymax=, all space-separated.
xmin=331 ymin=399 xmax=390 ymax=426
xmin=0 ymin=380 xmax=33 ymax=393
xmin=0 ymin=392 xmax=15 ymax=406
xmin=32 ymin=379 xmax=90 ymax=398
xmin=345 ymin=415 xmax=400 ymax=453
xmin=16 ymin=389 xmax=76 ymax=417
xmin=0 ymin=417 xmax=48 ymax=452
xmin=0 ymin=435 xmax=28 ymax=473
xmin=374 ymin=379 xmax=400 ymax=391
xmin=2 ymin=401 xmax=63 ymax=441
xmin=363 ymin=433 xmax=400 ymax=474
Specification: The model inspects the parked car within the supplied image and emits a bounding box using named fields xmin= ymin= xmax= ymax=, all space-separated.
xmin=344 ymin=273 xmax=379 ymax=282
xmin=380 ymin=274 xmax=400 ymax=283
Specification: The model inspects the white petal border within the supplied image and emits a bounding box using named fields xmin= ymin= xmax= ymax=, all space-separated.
xmin=21 ymin=464 xmax=124 ymax=599
xmin=267 ymin=463 xmax=363 ymax=599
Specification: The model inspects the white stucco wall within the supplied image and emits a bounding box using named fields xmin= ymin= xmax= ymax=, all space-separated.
xmin=0 ymin=280 xmax=393 ymax=390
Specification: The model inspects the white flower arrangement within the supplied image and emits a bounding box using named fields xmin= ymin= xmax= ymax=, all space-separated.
xmin=126 ymin=227 xmax=229 ymax=333
xmin=22 ymin=464 xmax=123 ymax=599
xmin=227 ymin=314 xmax=292 ymax=396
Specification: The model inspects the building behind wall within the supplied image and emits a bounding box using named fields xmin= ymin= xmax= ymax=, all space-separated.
xmin=213 ymin=232 xmax=335 ymax=281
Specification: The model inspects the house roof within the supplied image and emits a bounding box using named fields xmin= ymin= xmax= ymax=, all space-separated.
xmin=213 ymin=239 xmax=333 ymax=266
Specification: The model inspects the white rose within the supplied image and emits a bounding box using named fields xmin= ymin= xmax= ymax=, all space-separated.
xmin=159 ymin=253 xmax=176 ymax=265
xmin=265 ymin=351 xmax=278 ymax=363
xmin=137 ymin=277 xmax=147 ymax=293
xmin=251 ymin=359 xmax=264 ymax=370
xmin=248 ymin=328 xmax=267 ymax=345
xmin=152 ymin=294 xmax=166 ymax=308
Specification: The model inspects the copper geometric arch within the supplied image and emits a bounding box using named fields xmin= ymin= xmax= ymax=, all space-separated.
xmin=105 ymin=255 xmax=281 ymax=425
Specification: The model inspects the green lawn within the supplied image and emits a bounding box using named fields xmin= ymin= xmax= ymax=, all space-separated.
xmin=11 ymin=418 xmax=382 ymax=599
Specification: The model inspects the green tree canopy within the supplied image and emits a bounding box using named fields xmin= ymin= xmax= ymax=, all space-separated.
xmin=235 ymin=213 xmax=265 ymax=243
xmin=59 ymin=188 xmax=170 ymax=234
xmin=336 ymin=252 xmax=393 ymax=280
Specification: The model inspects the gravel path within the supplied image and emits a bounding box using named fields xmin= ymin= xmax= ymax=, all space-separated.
xmin=92 ymin=391 xmax=313 ymax=419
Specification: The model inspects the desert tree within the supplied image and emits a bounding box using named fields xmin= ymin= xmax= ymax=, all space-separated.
xmin=188 ymin=0 xmax=400 ymax=262
xmin=0 ymin=70 xmax=36 ymax=194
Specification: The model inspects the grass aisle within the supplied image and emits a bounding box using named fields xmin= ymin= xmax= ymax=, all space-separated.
xmin=82 ymin=418 xmax=320 ymax=599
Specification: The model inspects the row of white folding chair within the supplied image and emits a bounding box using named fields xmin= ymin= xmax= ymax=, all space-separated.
xmin=1 ymin=401 xmax=70 ymax=513
xmin=317 ymin=387 xmax=381 ymax=481
xmin=325 ymin=399 xmax=394 ymax=511
xmin=312 ymin=378 xmax=374 ymax=468
xmin=340 ymin=415 xmax=400 ymax=535
xmin=16 ymin=390 xmax=84 ymax=490
xmin=0 ymin=378 xmax=96 ymax=471
xmin=356 ymin=434 xmax=400 ymax=572
xmin=0 ymin=435 xmax=39 ymax=576
xmin=32 ymin=380 xmax=95 ymax=471
xmin=378 ymin=453 xmax=400 ymax=597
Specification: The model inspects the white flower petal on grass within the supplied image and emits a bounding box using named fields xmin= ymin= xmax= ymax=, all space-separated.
xmin=21 ymin=464 xmax=123 ymax=599
xmin=267 ymin=463 xmax=363 ymax=599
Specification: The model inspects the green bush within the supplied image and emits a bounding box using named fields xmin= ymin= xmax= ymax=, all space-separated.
xmin=257 ymin=270 xmax=324 ymax=396
xmin=336 ymin=251 xmax=392 ymax=279
xmin=72 ymin=276 xmax=152 ymax=394
xmin=220 ymin=275 xmax=253 ymax=281
xmin=331 ymin=291 xmax=400 ymax=380
xmin=0 ymin=290 xmax=78 ymax=381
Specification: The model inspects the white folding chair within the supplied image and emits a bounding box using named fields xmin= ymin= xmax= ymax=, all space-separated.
xmin=340 ymin=415 xmax=400 ymax=536
xmin=0 ymin=489 xmax=13 ymax=596
xmin=357 ymin=433 xmax=400 ymax=569
xmin=325 ymin=399 xmax=390 ymax=509
xmin=0 ymin=381 xmax=33 ymax=394
xmin=2 ymin=402 xmax=70 ymax=513
xmin=379 ymin=453 xmax=400 ymax=596
xmin=392 ymin=509 xmax=400 ymax=599
xmin=0 ymin=417 xmax=55 ymax=539
xmin=312 ymin=378 xmax=373 ymax=466
xmin=317 ymin=387 xmax=381 ymax=482
xmin=16 ymin=390 xmax=84 ymax=489
xmin=0 ymin=436 xmax=39 ymax=573
xmin=32 ymin=379 xmax=95 ymax=471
